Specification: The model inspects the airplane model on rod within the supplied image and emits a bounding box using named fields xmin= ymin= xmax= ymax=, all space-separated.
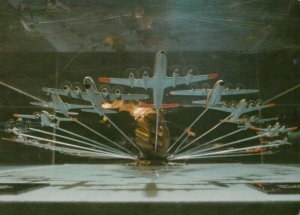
xmin=170 ymin=80 xmax=258 ymax=106
xmin=98 ymin=50 xmax=218 ymax=152
xmin=1 ymin=50 xmax=296 ymax=162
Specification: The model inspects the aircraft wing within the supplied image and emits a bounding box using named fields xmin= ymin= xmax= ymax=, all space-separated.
xmin=222 ymin=89 xmax=258 ymax=95
xmin=165 ymin=73 xmax=218 ymax=88
xmin=109 ymin=94 xmax=149 ymax=101
xmin=246 ymin=103 xmax=275 ymax=112
xmin=98 ymin=77 xmax=152 ymax=88
xmin=208 ymin=106 xmax=236 ymax=113
xmin=42 ymin=87 xmax=89 ymax=100
xmin=170 ymin=89 xmax=210 ymax=96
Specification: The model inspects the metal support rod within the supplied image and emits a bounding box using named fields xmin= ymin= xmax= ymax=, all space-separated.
xmin=103 ymin=114 xmax=143 ymax=156
xmin=174 ymin=133 xmax=266 ymax=159
xmin=75 ymin=120 xmax=133 ymax=155
xmin=168 ymin=108 xmax=209 ymax=152
xmin=179 ymin=128 xmax=244 ymax=157
xmin=29 ymin=127 xmax=127 ymax=155
xmin=169 ymin=152 xmax=272 ymax=161
xmin=174 ymin=114 xmax=232 ymax=154
xmin=172 ymin=142 xmax=279 ymax=160
xmin=154 ymin=109 xmax=160 ymax=152
xmin=18 ymin=133 xmax=135 ymax=159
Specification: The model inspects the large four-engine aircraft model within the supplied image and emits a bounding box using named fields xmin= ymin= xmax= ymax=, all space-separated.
xmin=42 ymin=76 xmax=149 ymax=116
xmin=170 ymin=80 xmax=258 ymax=106
xmin=13 ymin=111 xmax=76 ymax=128
xmin=251 ymin=123 xmax=298 ymax=137
xmin=99 ymin=50 xmax=218 ymax=110
xmin=207 ymin=99 xmax=275 ymax=123
xmin=30 ymin=94 xmax=93 ymax=116
xmin=98 ymin=50 xmax=218 ymax=151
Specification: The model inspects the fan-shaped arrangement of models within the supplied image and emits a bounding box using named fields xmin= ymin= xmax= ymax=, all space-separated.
xmin=2 ymin=51 xmax=297 ymax=162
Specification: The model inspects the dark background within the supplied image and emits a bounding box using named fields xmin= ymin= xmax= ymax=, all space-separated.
xmin=0 ymin=0 xmax=300 ymax=164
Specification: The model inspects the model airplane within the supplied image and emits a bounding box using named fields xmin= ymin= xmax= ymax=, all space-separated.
xmin=98 ymin=50 xmax=217 ymax=151
xmin=260 ymin=137 xmax=292 ymax=146
xmin=236 ymin=115 xmax=278 ymax=126
xmin=31 ymin=94 xmax=92 ymax=116
xmin=207 ymin=99 xmax=275 ymax=123
xmin=170 ymin=80 xmax=258 ymax=106
xmin=13 ymin=111 xmax=76 ymax=128
xmin=251 ymin=123 xmax=298 ymax=137
xmin=98 ymin=50 xmax=218 ymax=110
xmin=42 ymin=76 xmax=149 ymax=116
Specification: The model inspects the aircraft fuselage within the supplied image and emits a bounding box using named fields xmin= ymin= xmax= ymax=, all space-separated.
xmin=152 ymin=51 xmax=168 ymax=110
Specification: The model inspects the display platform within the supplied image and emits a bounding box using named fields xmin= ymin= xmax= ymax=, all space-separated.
xmin=0 ymin=163 xmax=299 ymax=214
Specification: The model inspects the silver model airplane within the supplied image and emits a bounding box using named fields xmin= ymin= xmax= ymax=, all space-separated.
xmin=98 ymin=50 xmax=218 ymax=110
xmin=236 ymin=115 xmax=278 ymax=126
xmin=13 ymin=111 xmax=76 ymax=128
xmin=251 ymin=122 xmax=297 ymax=137
xmin=30 ymin=94 xmax=93 ymax=116
xmin=260 ymin=137 xmax=292 ymax=146
xmin=236 ymin=115 xmax=278 ymax=130
xmin=207 ymin=99 xmax=275 ymax=123
xmin=170 ymin=80 xmax=258 ymax=106
xmin=42 ymin=76 xmax=149 ymax=116
xmin=98 ymin=50 xmax=217 ymax=151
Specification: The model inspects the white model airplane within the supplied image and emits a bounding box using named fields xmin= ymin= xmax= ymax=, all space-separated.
xmin=30 ymin=94 xmax=92 ymax=116
xmin=13 ymin=111 xmax=76 ymax=128
xmin=42 ymin=76 xmax=149 ymax=116
xmin=236 ymin=115 xmax=278 ymax=125
xmin=207 ymin=99 xmax=275 ymax=123
xmin=261 ymin=137 xmax=292 ymax=146
xmin=98 ymin=50 xmax=218 ymax=110
xmin=251 ymin=122 xmax=297 ymax=137
xmin=170 ymin=80 xmax=258 ymax=106
xmin=98 ymin=50 xmax=217 ymax=151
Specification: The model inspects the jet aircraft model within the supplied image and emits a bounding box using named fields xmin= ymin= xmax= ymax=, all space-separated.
xmin=207 ymin=99 xmax=275 ymax=123
xmin=42 ymin=76 xmax=149 ymax=116
xmin=170 ymin=80 xmax=258 ymax=106
xmin=98 ymin=50 xmax=217 ymax=151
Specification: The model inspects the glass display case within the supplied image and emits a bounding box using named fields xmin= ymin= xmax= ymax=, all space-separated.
xmin=0 ymin=0 xmax=299 ymax=214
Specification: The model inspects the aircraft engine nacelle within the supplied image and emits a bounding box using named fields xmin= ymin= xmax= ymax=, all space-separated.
xmin=143 ymin=71 xmax=149 ymax=89
xmin=60 ymin=81 xmax=72 ymax=92
xmin=112 ymin=85 xmax=124 ymax=98
xmin=33 ymin=112 xmax=41 ymax=120
xmin=172 ymin=71 xmax=179 ymax=87
xmin=185 ymin=70 xmax=193 ymax=85
xmin=72 ymin=82 xmax=83 ymax=94
xmin=129 ymin=72 xmax=135 ymax=88
xmin=83 ymin=76 xmax=97 ymax=90
xmin=98 ymin=84 xmax=111 ymax=97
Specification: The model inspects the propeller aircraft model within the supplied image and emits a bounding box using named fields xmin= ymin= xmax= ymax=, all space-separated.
xmin=98 ymin=50 xmax=218 ymax=151
xmin=42 ymin=76 xmax=149 ymax=116
xmin=170 ymin=80 xmax=258 ymax=106
xmin=207 ymin=99 xmax=275 ymax=123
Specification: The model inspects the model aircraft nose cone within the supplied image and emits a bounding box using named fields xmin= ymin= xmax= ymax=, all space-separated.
xmin=83 ymin=76 xmax=93 ymax=89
